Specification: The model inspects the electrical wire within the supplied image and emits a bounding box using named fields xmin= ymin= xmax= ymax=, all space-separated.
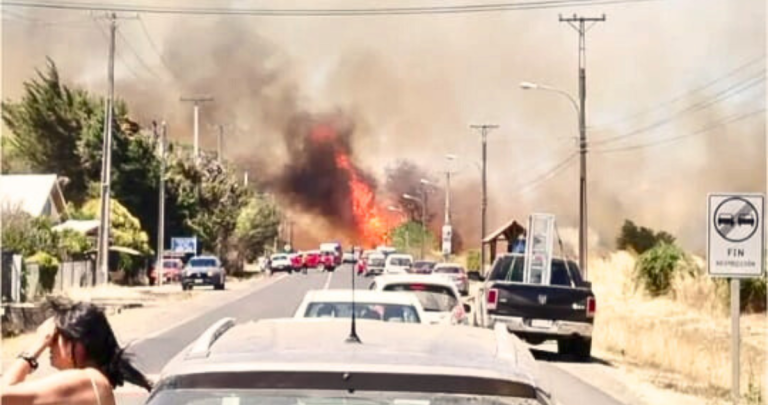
xmin=516 ymin=152 xmax=579 ymax=193
xmin=590 ymin=71 xmax=766 ymax=146
xmin=590 ymin=54 xmax=766 ymax=132
xmin=115 ymin=28 xmax=165 ymax=81
xmin=136 ymin=15 xmax=175 ymax=79
xmin=592 ymin=107 xmax=766 ymax=154
xmin=90 ymin=15 xmax=145 ymax=81
xmin=3 ymin=0 xmax=661 ymax=16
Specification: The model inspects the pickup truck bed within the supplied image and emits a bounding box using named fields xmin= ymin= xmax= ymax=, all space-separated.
xmin=475 ymin=254 xmax=596 ymax=360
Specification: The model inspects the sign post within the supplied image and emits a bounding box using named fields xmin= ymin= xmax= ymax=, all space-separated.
xmin=442 ymin=225 xmax=452 ymax=260
xmin=707 ymin=193 xmax=765 ymax=404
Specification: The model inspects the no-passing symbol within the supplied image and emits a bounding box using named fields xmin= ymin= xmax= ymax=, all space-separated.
xmin=713 ymin=197 xmax=759 ymax=243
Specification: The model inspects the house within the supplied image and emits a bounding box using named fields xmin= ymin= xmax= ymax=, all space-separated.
xmin=0 ymin=174 xmax=68 ymax=222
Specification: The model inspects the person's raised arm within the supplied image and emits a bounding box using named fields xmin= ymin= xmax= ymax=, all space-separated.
xmin=2 ymin=319 xmax=55 ymax=387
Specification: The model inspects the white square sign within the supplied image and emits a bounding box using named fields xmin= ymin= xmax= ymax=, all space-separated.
xmin=707 ymin=193 xmax=765 ymax=278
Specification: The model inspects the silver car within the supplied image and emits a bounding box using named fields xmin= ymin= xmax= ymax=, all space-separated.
xmin=148 ymin=318 xmax=553 ymax=404
xmin=181 ymin=255 xmax=226 ymax=291
xmin=433 ymin=263 xmax=470 ymax=296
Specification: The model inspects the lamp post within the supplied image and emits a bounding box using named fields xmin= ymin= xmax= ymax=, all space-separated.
xmin=520 ymin=81 xmax=588 ymax=279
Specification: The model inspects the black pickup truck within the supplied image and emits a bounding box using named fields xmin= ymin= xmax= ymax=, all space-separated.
xmin=473 ymin=253 xmax=596 ymax=360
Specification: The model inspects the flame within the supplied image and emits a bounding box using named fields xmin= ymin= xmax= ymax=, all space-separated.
xmin=335 ymin=152 xmax=389 ymax=245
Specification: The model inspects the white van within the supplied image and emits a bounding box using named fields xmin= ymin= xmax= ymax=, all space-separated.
xmin=384 ymin=254 xmax=413 ymax=274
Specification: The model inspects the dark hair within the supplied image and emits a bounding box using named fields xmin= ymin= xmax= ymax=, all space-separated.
xmin=45 ymin=298 xmax=154 ymax=392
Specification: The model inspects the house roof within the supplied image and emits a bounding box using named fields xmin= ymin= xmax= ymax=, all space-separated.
xmin=52 ymin=219 xmax=100 ymax=234
xmin=482 ymin=218 xmax=526 ymax=243
xmin=0 ymin=174 xmax=67 ymax=218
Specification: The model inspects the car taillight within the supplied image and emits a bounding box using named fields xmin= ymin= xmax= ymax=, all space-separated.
xmin=486 ymin=288 xmax=498 ymax=311
xmin=586 ymin=296 xmax=596 ymax=318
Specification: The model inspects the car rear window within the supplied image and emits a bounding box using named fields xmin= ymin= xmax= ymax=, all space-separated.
xmin=489 ymin=256 xmax=581 ymax=286
xmin=368 ymin=257 xmax=385 ymax=266
xmin=383 ymin=283 xmax=458 ymax=312
xmin=272 ymin=255 xmax=287 ymax=261
xmin=434 ymin=266 xmax=462 ymax=274
xmin=189 ymin=258 xmax=217 ymax=267
xmin=163 ymin=261 xmax=180 ymax=269
xmin=304 ymin=302 xmax=421 ymax=323
xmin=389 ymin=258 xmax=412 ymax=266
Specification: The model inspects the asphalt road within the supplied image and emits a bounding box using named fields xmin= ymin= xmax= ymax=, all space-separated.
xmin=117 ymin=264 xmax=636 ymax=405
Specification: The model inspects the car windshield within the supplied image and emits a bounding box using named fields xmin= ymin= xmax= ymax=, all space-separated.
xmin=273 ymin=255 xmax=287 ymax=261
xmin=414 ymin=261 xmax=436 ymax=269
xmin=383 ymin=284 xmax=458 ymax=312
xmin=147 ymin=389 xmax=542 ymax=405
xmin=304 ymin=302 xmax=421 ymax=323
xmin=163 ymin=261 xmax=180 ymax=269
xmin=434 ymin=266 xmax=461 ymax=274
xmin=488 ymin=256 xmax=580 ymax=286
xmin=189 ymin=258 xmax=217 ymax=267
xmin=389 ymin=258 xmax=411 ymax=266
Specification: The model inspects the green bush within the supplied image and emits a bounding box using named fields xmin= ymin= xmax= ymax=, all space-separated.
xmin=466 ymin=249 xmax=481 ymax=272
xmin=27 ymin=251 xmax=60 ymax=293
xmin=634 ymin=242 xmax=684 ymax=296
xmin=617 ymin=219 xmax=676 ymax=255
xmin=740 ymin=277 xmax=766 ymax=313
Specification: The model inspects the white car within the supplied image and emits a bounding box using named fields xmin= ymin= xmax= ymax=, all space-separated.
xmin=384 ymin=254 xmax=413 ymax=274
xmin=269 ymin=254 xmax=293 ymax=274
xmin=370 ymin=275 xmax=470 ymax=325
xmin=432 ymin=263 xmax=470 ymax=296
xmin=293 ymin=289 xmax=427 ymax=323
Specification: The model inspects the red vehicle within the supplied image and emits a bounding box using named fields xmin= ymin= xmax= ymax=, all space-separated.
xmin=320 ymin=251 xmax=337 ymax=272
xmin=149 ymin=258 xmax=184 ymax=285
xmin=320 ymin=242 xmax=343 ymax=266
xmin=291 ymin=253 xmax=304 ymax=272
xmin=303 ymin=250 xmax=321 ymax=269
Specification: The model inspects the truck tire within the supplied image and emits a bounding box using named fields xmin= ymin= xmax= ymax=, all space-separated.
xmin=558 ymin=338 xmax=592 ymax=361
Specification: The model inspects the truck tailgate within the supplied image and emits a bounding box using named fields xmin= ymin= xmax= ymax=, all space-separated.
xmin=490 ymin=282 xmax=593 ymax=323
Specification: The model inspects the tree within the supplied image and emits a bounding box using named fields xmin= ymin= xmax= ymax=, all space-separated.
xmin=79 ymin=198 xmax=152 ymax=255
xmin=1 ymin=59 xmax=98 ymax=204
xmin=390 ymin=221 xmax=435 ymax=258
xmin=616 ymin=220 xmax=677 ymax=255
xmin=634 ymin=242 xmax=685 ymax=296
xmin=1 ymin=204 xmax=57 ymax=257
xmin=235 ymin=196 xmax=280 ymax=262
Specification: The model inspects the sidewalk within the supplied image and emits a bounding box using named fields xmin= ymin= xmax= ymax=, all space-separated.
xmin=1 ymin=273 xmax=275 ymax=376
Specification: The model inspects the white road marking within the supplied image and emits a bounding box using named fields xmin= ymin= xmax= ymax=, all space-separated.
xmin=323 ymin=270 xmax=334 ymax=290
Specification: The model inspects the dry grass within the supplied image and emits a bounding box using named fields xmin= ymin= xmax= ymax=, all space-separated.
xmin=590 ymin=251 xmax=766 ymax=403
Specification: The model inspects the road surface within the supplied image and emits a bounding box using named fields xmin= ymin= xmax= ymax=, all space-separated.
xmin=118 ymin=265 xmax=641 ymax=405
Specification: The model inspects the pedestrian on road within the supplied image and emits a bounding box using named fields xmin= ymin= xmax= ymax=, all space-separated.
xmin=1 ymin=299 xmax=153 ymax=405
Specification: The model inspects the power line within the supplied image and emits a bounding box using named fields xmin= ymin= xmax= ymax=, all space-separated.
xmin=4 ymin=0 xmax=661 ymax=16
xmin=1 ymin=8 xmax=91 ymax=25
xmin=593 ymin=107 xmax=766 ymax=154
xmin=590 ymin=54 xmax=766 ymax=132
xmin=517 ymin=152 xmax=579 ymax=193
xmin=91 ymin=16 xmax=144 ymax=81
xmin=590 ymin=71 xmax=766 ymax=146
xmin=115 ymin=28 xmax=165 ymax=81
xmin=136 ymin=15 xmax=175 ymax=79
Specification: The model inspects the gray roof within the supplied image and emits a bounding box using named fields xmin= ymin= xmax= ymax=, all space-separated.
xmin=159 ymin=318 xmax=548 ymax=397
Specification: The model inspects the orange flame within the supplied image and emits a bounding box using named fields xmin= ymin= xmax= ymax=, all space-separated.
xmin=334 ymin=152 xmax=391 ymax=246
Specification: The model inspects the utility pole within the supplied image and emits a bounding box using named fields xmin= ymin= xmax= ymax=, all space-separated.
xmin=470 ymin=124 xmax=498 ymax=276
xmin=179 ymin=96 xmax=214 ymax=158
xmin=95 ymin=13 xmax=118 ymax=285
xmin=421 ymin=189 xmax=428 ymax=260
xmin=560 ymin=13 xmax=605 ymax=280
xmin=443 ymin=154 xmax=456 ymax=261
xmin=155 ymin=122 xmax=167 ymax=287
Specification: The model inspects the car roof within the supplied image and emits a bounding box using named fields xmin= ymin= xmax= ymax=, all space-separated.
xmin=387 ymin=253 xmax=413 ymax=259
xmin=157 ymin=318 xmax=547 ymax=399
xmin=300 ymin=289 xmax=423 ymax=305
xmin=373 ymin=274 xmax=458 ymax=289
xmin=434 ymin=262 xmax=464 ymax=268
xmin=190 ymin=255 xmax=218 ymax=261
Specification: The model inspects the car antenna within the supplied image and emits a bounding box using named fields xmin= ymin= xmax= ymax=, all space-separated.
xmin=346 ymin=246 xmax=362 ymax=344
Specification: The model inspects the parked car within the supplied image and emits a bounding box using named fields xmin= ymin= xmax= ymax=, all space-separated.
xmin=384 ymin=253 xmax=413 ymax=274
xmin=342 ymin=251 xmax=356 ymax=263
xmin=269 ymin=254 xmax=293 ymax=274
xmin=149 ymin=258 xmax=184 ymax=285
xmin=474 ymin=253 xmax=596 ymax=360
xmin=370 ymin=275 xmax=470 ymax=325
xmin=181 ymin=255 xmax=226 ymax=291
xmin=294 ymin=290 xmax=426 ymax=323
xmin=432 ymin=263 xmax=469 ymax=296
xmin=149 ymin=318 xmax=553 ymax=405
xmin=290 ymin=253 xmax=304 ymax=272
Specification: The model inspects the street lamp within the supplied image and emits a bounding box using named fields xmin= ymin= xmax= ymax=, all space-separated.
xmin=520 ymin=80 xmax=588 ymax=278
xmin=402 ymin=193 xmax=427 ymax=259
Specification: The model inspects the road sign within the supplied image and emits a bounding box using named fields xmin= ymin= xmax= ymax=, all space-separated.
xmin=171 ymin=237 xmax=197 ymax=254
xmin=442 ymin=225 xmax=452 ymax=255
xmin=523 ymin=213 xmax=556 ymax=285
xmin=707 ymin=193 xmax=764 ymax=278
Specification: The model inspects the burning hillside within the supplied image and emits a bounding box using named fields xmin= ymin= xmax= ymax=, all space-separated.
xmin=275 ymin=113 xmax=398 ymax=246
